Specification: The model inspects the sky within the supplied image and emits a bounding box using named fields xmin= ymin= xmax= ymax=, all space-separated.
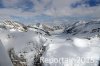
xmin=0 ymin=0 xmax=100 ymax=23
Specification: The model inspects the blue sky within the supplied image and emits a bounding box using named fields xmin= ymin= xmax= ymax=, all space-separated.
xmin=71 ymin=0 xmax=100 ymax=8
xmin=0 ymin=0 xmax=100 ymax=23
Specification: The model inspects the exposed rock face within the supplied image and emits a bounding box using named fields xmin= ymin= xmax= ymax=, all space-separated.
xmin=33 ymin=46 xmax=46 ymax=66
xmin=8 ymin=48 xmax=27 ymax=66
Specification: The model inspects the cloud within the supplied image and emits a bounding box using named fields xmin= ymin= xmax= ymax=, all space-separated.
xmin=0 ymin=0 xmax=100 ymax=23
xmin=41 ymin=0 xmax=100 ymax=18
xmin=0 ymin=8 xmax=40 ymax=23
xmin=71 ymin=0 xmax=100 ymax=8
xmin=2 ymin=0 xmax=19 ymax=8
xmin=73 ymin=38 xmax=89 ymax=48
xmin=0 ymin=8 xmax=54 ymax=23
xmin=2 ymin=0 xmax=34 ymax=11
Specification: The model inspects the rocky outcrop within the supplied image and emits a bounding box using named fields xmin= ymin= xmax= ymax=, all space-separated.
xmin=8 ymin=48 xmax=27 ymax=66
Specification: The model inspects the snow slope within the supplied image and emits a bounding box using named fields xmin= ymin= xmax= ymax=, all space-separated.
xmin=0 ymin=30 xmax=47 ymax=66
xmin=0 ymin=40 xmax=13 ymax=66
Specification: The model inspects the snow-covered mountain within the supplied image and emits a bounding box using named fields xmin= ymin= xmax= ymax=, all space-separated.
xmin=0 ymin=20 xmax=100 ymax=66
xmin=63 ymin=20 xmax=100 ymax=37
xmin=0 ymin=20 xmax=27 ymax=32
xmin=0 ymin=20 xmax=64 ymax=35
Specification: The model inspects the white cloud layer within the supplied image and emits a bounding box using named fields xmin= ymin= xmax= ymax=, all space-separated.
xmin=0 ymin=0 xmax=100 ymax=22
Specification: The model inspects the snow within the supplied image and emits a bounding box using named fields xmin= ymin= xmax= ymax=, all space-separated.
xmin=0 ymin=20 xmax=100 ymax=66
xmin=73 ymin=38 xmax=89 ymax=48
xmin=43 ymin=34 xmax=100 ymax=66
xmin=0 ymin=40 xmax=13 ymax=66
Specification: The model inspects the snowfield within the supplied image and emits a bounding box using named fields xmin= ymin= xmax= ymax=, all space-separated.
xmin=0 ymin=20 xmax=100 ymax=66
xmin=0 ymin=40 xmax=13 ymax=66
xmin=42 ymin=34 xmax=100 ymax=66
